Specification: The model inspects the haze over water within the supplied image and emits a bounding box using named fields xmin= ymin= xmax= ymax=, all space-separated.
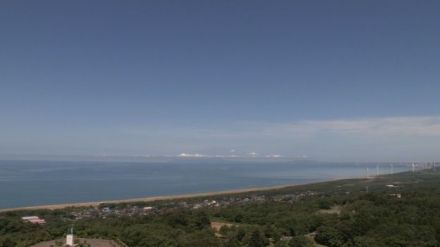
xmin=0 ymin=159 xmax=407 ymax=209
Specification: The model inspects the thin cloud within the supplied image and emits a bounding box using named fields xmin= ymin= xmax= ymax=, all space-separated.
xmin=262 ymin=116 xmax=440 ymax=137
xmin=115 ymin=116 xmax=440 ymax=161
xmin=123 ymin=116 xmax=440 ymax=141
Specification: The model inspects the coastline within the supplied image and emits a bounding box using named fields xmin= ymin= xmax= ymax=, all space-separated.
xmin=0 ymin=184 xmax=299 ymax=213
xmin=0 ymin=176 xmax=368 ymax=213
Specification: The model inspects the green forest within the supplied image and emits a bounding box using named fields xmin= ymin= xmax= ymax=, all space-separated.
xmin=1 ymin=169 xmax=440 ymax=247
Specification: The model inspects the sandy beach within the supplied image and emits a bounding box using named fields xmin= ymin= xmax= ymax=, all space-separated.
xmin=0 ymin=183 xmax=303 ymax=213
xmin=0 ymin=174 xmax=373 ymax=213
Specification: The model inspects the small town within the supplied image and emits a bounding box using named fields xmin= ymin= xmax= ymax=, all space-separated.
xmin=62 ymin=190 xmax=320 ymax=221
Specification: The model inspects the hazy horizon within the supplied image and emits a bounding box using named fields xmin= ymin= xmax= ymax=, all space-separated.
xmin=0 ymin=152 xmax=435 ymax=164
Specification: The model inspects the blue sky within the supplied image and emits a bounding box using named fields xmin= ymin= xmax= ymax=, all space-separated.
xmin=1 ymin=1 xmax=440 ymax=161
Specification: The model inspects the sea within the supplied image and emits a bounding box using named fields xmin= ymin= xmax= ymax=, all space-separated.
xmin=0 ymin=159 xmax=408 ymax=209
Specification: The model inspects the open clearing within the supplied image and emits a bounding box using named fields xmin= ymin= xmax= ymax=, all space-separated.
xmin=317 ymin=205 xmax=342 ymax=215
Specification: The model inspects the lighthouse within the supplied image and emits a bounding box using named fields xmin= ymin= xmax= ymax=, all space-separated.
xmin=66 ymin=227 xmax=74 ymax=246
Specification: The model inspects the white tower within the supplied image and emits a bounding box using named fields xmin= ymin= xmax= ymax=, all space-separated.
xmin=66 ymin=227 xmax=74 ymax=246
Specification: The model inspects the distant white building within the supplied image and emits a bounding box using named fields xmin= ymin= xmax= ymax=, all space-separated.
xmin=66 ymin=227 xmax=74 ymax=246
xmin=21 ymin=216 xmax=46 ymax=224
xmin=389 ymin=193 xmax=402 ymax=199
xmin=386 ymin=184 xmax=397 ymax=188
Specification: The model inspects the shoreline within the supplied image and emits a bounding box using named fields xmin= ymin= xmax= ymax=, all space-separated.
xmin=0 ymin=176 xmax=369 ymax=213
xmin=0 ymin=184 xmax=302 ymax=213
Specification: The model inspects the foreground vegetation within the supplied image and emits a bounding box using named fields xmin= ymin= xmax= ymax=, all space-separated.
xmin=1 ymin=168 xmax=440 ymax=247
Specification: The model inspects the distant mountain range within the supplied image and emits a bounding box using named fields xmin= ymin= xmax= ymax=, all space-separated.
xmin=0 ymin=153 xmax=310 ymax=163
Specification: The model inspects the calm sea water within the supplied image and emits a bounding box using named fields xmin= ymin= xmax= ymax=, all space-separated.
xmin=0 ymin=160 xmax=408 ymax=209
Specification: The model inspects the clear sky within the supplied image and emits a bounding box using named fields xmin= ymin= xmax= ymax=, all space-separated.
xmin=1 ymin=1 xmax=440 ymax=161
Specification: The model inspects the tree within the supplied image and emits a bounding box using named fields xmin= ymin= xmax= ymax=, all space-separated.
xmin=245 ymin=229 xmax=268 ymax=247
xmin=315 ymin=226 xmax=345 ymax=247
xmin=288 ymin=236 xmax=312 ymax=247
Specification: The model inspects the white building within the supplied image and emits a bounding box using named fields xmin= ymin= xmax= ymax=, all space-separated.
xmin=21 ymin=216 xmax=46 ymax=224
xmin=66 ymin=227 xmax=74 ymax=246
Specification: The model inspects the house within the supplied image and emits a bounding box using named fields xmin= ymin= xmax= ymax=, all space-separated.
xmin=143 ymin=206 xmax=153 ymax=211
xmin=22 ymin=216 xmax=46 ymax=224
xmin=389 ymin=193 xmax=402 ymax=199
